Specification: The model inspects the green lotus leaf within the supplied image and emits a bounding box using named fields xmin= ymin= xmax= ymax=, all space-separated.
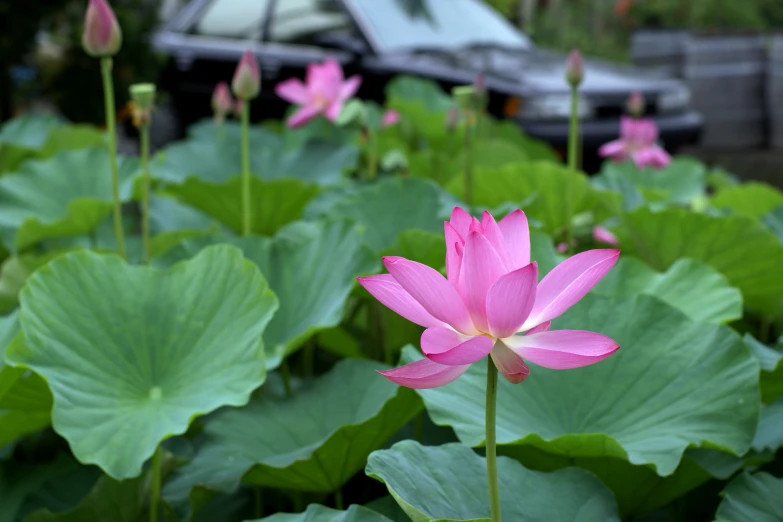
xmin=163 ymin=359 xmax=421 ymax=508
xmin=0 ymin=147 xmax=139 ymax=252
xmin=250 ymin=504 xmax=393 ymax=522
xmin=158 ymin=220 xmax=376 ymax=368
xmin=4 ymin=245 xmax=278 ymax=479
xmin=366 ymin=441 xmax=620 ymax=522
xmin=304 ymin=177 xmax=447 ymax=252
xmin=170 ymin=177 xmax=321 ymax=237
xmin=593 ymin=257 xmax=742 ymax=324
xmin=763 ymin=205 xmax=783 ymax=242
xmin=715 ymin=472 xmax=783 ymax=522
xmin=617 ymin=207 xmax=783 ymax=315
xmin=751 ymin=395 xmax=783 ymax=453
xmin=405 ymin=294 xmax=759 ymax=477
xmin=447 ymin=161 xmax=621 ymax=235
xmin=711 ymin=182 xmax=783 ymax=219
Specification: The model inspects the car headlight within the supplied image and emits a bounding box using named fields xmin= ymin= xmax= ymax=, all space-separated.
xmin=658 ymin=86 xmax=691 ymax=112
xmin=512 ymin=94 xmax=594 ymax=120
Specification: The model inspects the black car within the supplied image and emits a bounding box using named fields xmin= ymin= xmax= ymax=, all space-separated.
xmin=153 ymin=0 xmax=702 ymax=163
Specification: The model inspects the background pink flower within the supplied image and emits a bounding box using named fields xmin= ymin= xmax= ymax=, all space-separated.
xmin=593 ymin=226 xmax=618 ymax=245
xmin=358 ymin=207 xmax=620 ymax=389
xmin=381 ymin=109 xmax=400 ymax=128
xmin=275 ymin=58 xmax=362 ymax=128
xmin=599 ymin=116 xmax=671 ymax=169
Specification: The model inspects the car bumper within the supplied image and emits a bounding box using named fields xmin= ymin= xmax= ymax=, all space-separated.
xmin=517 ymin=110 xmax=703 ymax=150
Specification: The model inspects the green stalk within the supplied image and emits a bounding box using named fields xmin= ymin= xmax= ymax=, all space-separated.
xmin=367 ymin=128 xmax=378 ymax=180
xmin=485 ymin=357 xmax=501 ymax=522
xmin=281 ymin=360 xmax=293 ymax=397
xmin=100 ymin=57 xmax=126 ymax=259
xmin=567 ymin=85 xmax=580 ymax=172
xmin=150 ymin=445 xmax=162 ymax=522
xmin=140 ymin=124 xmax=151 ymax=263
xmin=334 ymin=488 xmax=344 ymax=510
xmin=463 ymin=120 xmax=474 ymax=207
xmin=240 ymin=101 xmax=251 ymax=236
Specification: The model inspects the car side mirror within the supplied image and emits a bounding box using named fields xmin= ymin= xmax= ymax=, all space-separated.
xmin=315 ymin=32 xmax=367 ymax=57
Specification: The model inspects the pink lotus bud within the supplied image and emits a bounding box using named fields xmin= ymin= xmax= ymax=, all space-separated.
xmin=212 ymin=82 xmax=233 ymax=115
xmin=82 ymin=0 xmax=122 ymax=58
xmin=627 ymin=91 xmax=645 ymax=117
xmin=381 ymin=109 xmax=400 ymax=128
xmin=232 ymin=50 xmax=260 ymax=100
xmin=593 ymin=226 xmax=618 ymax=245
xmin=565 ymin=48 xmax=584 ymax=87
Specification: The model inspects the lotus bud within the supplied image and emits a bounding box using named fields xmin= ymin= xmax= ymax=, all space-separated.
xmin=381 ymin=109 xmax=400 ymax=128
xmin=211 ymin=82 xmax=233 ymax=123
xmin=473 ymin=74 xmax=487 ymax=107
xmin=82 ymin=0 xmax=122 ymax=58
xmin=565 ymin=48 xmax=584 ymax=87
xmin=232 ymin=50 xmax=260 ymax=100
xmin=129 ymin=83 xmax=156 ymax=127
xmin=627 ymin=91 xmax=645 ymax=117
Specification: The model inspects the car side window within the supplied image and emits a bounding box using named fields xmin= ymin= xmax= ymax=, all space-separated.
xmin=268 ymin=0 xmax=356 ymax=46
xmin=193 ymin=0 xmax=271 ymax=40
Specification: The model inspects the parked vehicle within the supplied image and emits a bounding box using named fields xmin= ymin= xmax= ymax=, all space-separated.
xmin=153 ymin=0 xmax=702 ymax=166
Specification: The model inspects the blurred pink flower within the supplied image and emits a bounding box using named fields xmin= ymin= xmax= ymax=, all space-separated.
xmin=211 ymin=82 xmax=233 ymax=121
xmin=565 ymin=48 xmax=584 ymax=87
xmin=358 ymin=207 xmax=620 ymax=388
xmin=593 ymin=226 xmax=618 ymax=245
xmin=381 ymin=109 xmax=400 ymax=127
xmin=232 ymin=50 xmax=261 ymax=100
xmin=82 ymin=0 xmax=122 ymax=57
xmin=275 ymin=58 xmax=362 ymax=128
xmin=599 ymin=116 xmax=671 ymax=169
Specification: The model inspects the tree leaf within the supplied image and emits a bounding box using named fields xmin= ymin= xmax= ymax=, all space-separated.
xmin=305 ymin=178 xmax=447 ymax=252
xmin=715 ymin=472 xmax=783 ymax=522
xmin=163 ymin=359 xmax=421 ymax=507
xmin=592 ymin=257 xmax=742 ymax=324
xmin=366 ymin=441 xmax=620 ymax=522
xmin=170 ymin=177 xmax=321 ymax=237
xmin=250 ymin=504 xmax=393 ymax=522
xmin=4 ymin=245 xmax=278 ymax=479
xmin=405 ymin=294 xmax=759 ymax=477
xmin=157 ymin=220 xmax=377 ymax=368
xmin=0 ymin=148 xmax=139 ymax=252
xmin=617 ymin=207 xmax=783 ymax=315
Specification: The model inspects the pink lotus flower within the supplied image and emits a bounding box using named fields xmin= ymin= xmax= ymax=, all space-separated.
xmin=82 ymin=0 xmax=122 ymax=58
xmin=593 ymin=226 xmax=618 ymax=245
xmin=232 ymin=50 xmax=260 ymax=100
xmin=275 ymin=58 xmax=362 ymax=128
xmin=599 ymin=116 xmax=671 ymax=169
xmin=381 ymin=109 xmax=400 ymax=128
xmin=212 ymin=82 xmax=233 ymax=122
xmin=358 ymin=207 xmax=620 ymax=389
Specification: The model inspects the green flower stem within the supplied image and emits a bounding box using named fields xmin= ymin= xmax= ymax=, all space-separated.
xmin=335 ymin=488 xmax=344 ymax=510
xmin=281 ymin=360 xmax=293 ymax=397
xmin=140 ymin=123 xmax=151 ymax=263
xmin=486 ymin=356 xmax=501 ymax=522
xmin=150 ymin=445 xmax=162 ymax=522
xmin=254 ymin=487 xmax=263 ymax=518
xmin=240 ymin=101 xmax=251 ymax=236
xmin=100 ymin=57 xmax=126 ymax=259
xmin=463 ymin=120 xmax=474 ymax=207
xmin=367 ymin=128 xmax=378 ymax=180
xmin=565 ymin=85 xmax=580 ymax=254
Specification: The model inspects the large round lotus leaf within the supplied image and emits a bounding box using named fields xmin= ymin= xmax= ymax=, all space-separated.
xmin=763 ymin=205 xmax=783 ymax=241
xmin=164 ymin=359 xmax=421 ymax=507
xmin=366 ymin=441 xmax=620 ymax=522
xmin=0 ymin=147 xmax=139 ymax=252
xmin=149 ymin=195 xmax=227 ymax=236
xmin=304 ymin=177 xmax=447 ymax=252
xmin=251 ymin=505 xmax=393 ymax=522
xmin=446 ymin=161 xmax=621 ymax=235
xmin=169 ymin=177 xmax=321 ymax=237
xmin=744 ymin=335 xmax=783 ymax=404
xmin=617 ymin=207 xmax=783 ymax=315
xmin=752 ymin=396 xmax=783 ymax=453
xmin=593 ymin=157 xmax=706 ymax=208
xmin=0 ymin=313 xmax=51 ymax=447
xmin=152 ymin=127 xmax=357 ymax=187
xmin=711 ymin=182 xmax=783 ymax=220
xmin=386 ymin=76 xmax=455 ymax=112
xmin=407 ymin=294 xmax=759 ymax=477
xmin=715 ymin=472 xmax=783 ymax=522
xmin=0 ymin=115 xmax=61 ymax=173
xmin=4 ymin=245 xmax=279 ymax=479
xmin=592 ymin=256 xmax=742 ymax=324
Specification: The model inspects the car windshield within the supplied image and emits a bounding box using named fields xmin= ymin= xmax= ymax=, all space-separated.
xmin=350 ymin=0 xmax=531 ymax=53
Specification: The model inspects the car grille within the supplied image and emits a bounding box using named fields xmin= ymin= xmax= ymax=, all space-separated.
xmin=594 ymin=100 xmax=658 ymax=119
